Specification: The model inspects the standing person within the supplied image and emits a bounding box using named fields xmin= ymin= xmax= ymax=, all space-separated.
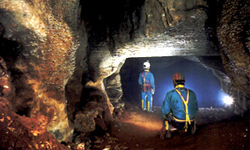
xmin=138 ymin=60 xmax=155 ymax=112
xmin=160 ymin=73 xmax=198 ymax=139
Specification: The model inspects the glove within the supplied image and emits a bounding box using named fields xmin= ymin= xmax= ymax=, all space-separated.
xmin=165 ymin=113 xmax=173 ymax=122
xmin=151 ymin=89 xmax=155 ymax=94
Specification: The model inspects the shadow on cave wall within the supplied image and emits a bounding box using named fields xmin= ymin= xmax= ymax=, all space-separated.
xmin=120 ymin=57 xmax=229 ymax=108
xmin=0 ymin=30 xmax=35 ymax=117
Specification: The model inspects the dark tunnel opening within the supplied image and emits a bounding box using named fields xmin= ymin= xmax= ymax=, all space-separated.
xmin=120 ymin=56 xmax=230 ymax=109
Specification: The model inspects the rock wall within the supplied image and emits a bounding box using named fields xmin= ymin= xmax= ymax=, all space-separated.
xmin=0 ymin=0 xmax=80 ymax=142
xmin=217 ymin=0 xmax=250 ymax=99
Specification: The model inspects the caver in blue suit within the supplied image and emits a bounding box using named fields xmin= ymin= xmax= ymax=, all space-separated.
xmin=138 ymin=61 xmax=155 ymax=112
xmin=161 ymin=73 xmax=198 ymax=139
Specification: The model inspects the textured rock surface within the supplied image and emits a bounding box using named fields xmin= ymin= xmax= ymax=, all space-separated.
xmin=217 ymin=0 xmax=250 ymax=98
xmin=0 ymin=0 xmax=80 ymax=142
xmin=0 ymin=0 xmax=249 ymax=149
xmin=0 ymin=97 xmax=69 ymax=150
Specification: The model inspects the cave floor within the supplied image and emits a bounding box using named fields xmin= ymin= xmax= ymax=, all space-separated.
xmin=88 ymin=102 xmax=250 ymax=150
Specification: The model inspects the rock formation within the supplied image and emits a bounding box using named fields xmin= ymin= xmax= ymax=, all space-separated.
xmin=0 ymin=0 xmax=80 ymax=143
xmin=0 ymin=0 xmax=249 ymax=149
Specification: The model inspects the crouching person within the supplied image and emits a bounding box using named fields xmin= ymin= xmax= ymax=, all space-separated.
xmin=160 ymin=73 xmax=198 ymax=139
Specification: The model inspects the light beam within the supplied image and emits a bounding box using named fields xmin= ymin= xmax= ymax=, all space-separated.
xmin=223 ymin=95 xmax=234 ymax=105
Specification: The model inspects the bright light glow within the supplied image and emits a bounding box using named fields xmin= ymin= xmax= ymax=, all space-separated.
xmin=121 ymin=112 xmax=162 ymax=131
xmin=223 ymin=96 xmax=234 ymax=105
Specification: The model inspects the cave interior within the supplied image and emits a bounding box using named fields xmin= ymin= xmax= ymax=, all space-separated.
xmin=0 ymin=0 xmax=249 ymax=149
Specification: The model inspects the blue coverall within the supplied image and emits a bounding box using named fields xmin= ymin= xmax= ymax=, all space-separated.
xmin=161 ymin=85 xmax=198 ymax=130
xmin=138 ymin=70 xmax=155 ymax=112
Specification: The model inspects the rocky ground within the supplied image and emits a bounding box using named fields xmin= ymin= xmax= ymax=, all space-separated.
xmin=1 ymin=96 xmax=249 ymax=150
xmin=80 ymin=101 xmax=250 ymax=150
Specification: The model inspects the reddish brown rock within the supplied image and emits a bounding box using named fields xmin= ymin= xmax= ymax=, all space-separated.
xmin=0 ymin=97 xmax=69 ymax=150
xmin=0 ymin=0 xmax=80 ymax=142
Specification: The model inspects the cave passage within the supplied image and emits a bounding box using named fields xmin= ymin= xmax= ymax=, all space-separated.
xmin=120 ymin=57 xmax=229 ymax=108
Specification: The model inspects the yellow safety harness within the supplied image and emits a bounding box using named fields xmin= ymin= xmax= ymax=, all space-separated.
xmin=165 ymin=120 xmax=169 ymax=130
xmin=175 ymin=85 xmax=191 ymax=132
xmin=141 ymin=70 xmax=153 ymax=111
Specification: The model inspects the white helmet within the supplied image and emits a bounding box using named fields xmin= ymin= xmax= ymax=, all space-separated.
xmin=143 ymin=60 xmax=150 ymax=69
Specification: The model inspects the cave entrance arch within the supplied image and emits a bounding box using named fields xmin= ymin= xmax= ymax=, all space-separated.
xmin=120 ymin=56 xmax=230 ymax=109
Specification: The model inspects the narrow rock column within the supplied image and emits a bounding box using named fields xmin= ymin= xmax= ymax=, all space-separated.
xmin=86 ymin=45 xmax=127 ymax=117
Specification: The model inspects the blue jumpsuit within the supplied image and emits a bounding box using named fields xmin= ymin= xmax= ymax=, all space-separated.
xmin=138 ymin=70 xmax=155 ymax=112
xmin=161 ymin=85 xmax=198 ymax=130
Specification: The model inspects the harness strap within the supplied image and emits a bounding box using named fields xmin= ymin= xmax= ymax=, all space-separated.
xmin=142 ymin=71 xmax=150 ymax=92
xmin=173 ymin=116 xmax=194 ymax=122
xmin=175 ymin=88 xmax=190 ymax=132
xmin=142 ymin=71 xmax=149 ymax=80
xmin=165 ymin=121 xmax=169 ymax=130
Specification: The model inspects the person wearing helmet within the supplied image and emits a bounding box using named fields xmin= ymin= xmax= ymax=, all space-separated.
xmin=160 ymin=73 xmax=198 ymax=139
xmin=138 ymin=60 xmax=155 ymax=112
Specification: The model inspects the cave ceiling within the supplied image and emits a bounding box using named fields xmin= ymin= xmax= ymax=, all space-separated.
xmin=0 ymin=0 xmax=249 ymax=148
